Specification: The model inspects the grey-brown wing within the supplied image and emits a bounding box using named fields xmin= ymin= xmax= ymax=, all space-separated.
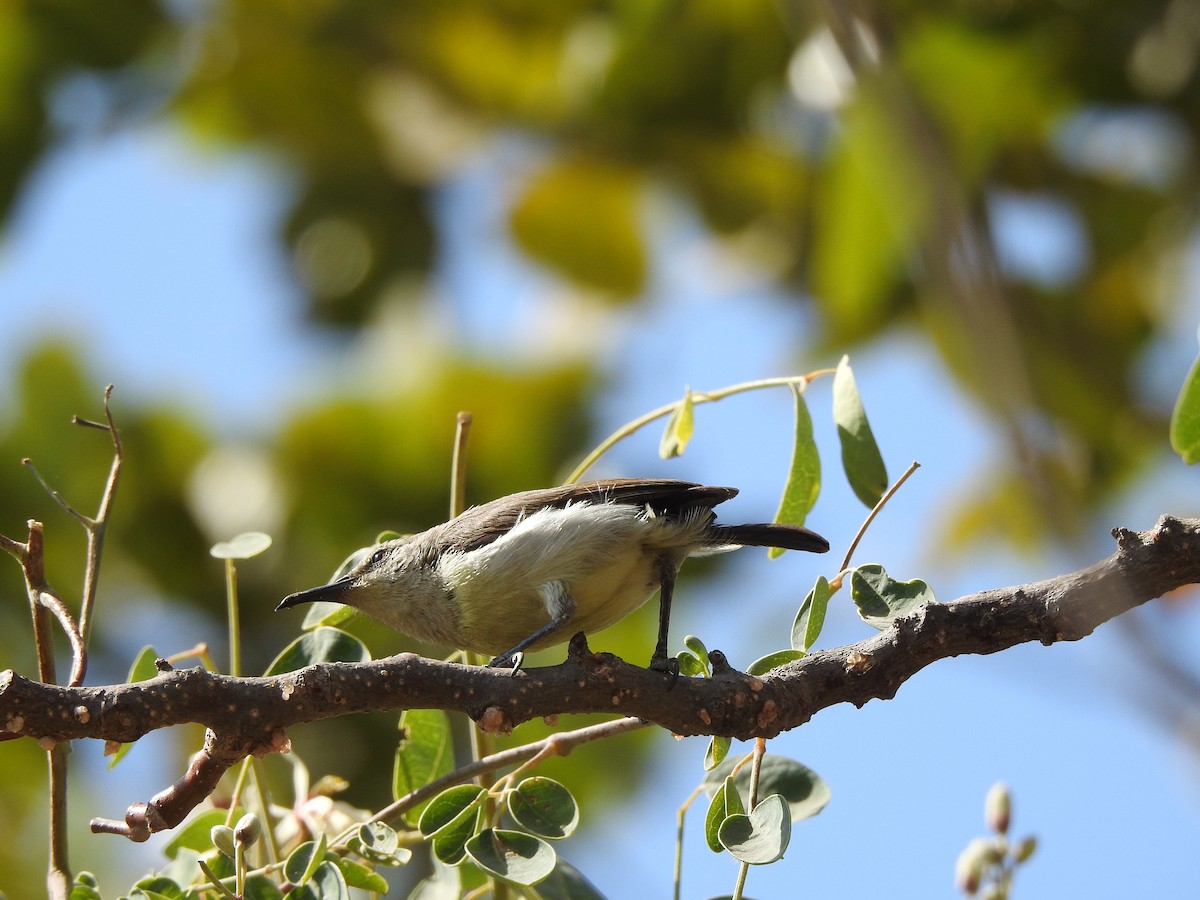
xmin=433 ymin=479 xmax=739 ymax=555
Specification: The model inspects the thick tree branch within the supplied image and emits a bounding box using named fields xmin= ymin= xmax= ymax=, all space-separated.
xmin=1 ymin=515 xmax=1197 ymax=839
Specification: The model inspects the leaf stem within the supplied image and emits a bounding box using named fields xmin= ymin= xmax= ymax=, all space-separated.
xmin=836 ymin=460 xmax=922 ymax=576
xmin=565 ymin=373 xmax=833 ymax=484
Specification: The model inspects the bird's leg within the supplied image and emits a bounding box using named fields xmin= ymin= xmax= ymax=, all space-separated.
xmin=488 ymin=582 xmax=575 ymax=670
xmin=649 ymin=557 xmax=681 ymax=681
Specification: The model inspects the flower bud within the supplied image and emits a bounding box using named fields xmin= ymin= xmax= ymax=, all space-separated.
xmin=234 ymin=812 xmax=262 ymax=848
xmin=985 ymin=782 xmax=1011 ymax=834
xmin=955 ymin=838 xmax=997 ymax=893
xmin=210 ymin=824 xmax=236 ymax=858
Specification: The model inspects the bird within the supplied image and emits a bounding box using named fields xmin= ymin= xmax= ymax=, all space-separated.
xmin=277 ymin=478 xmax=829 ymax=671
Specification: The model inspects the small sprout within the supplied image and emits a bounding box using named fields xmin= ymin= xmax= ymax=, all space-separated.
xmin=210 ymin=824 xmax=237 ymax=859
xmin=234 ymin=813 xmax=262 ymax=848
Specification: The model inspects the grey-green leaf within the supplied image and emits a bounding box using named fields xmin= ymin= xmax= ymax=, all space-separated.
xmin=850 ymin=564 xmax=935 ymax=630
xmin=791 ymin=576 xmax=832 ymax=652
xmin=209 ymin=531 xmax=272 ymax=560
xmin=770 ymin=384 xmax=821 ymax=558
xmin=832 ymin=355 xmax=888 ymax=508
xmin=1171 ymin=352 xmax=1200 ymax=463
xmin=283 ymin=833 xmax=328 ymax=886
xmin=705 ymin=776 xmax=746 ymax=853
xmin=263 ymin=626 xmax=370 ymax=676
xmin=508 ymin=777 xmax=579 ymax=840
xmin=466 ymin=828 xmax=557 ymax=886
xmin=520 ymin=858 xmax=607 ymax=899
xmin=704 ymin=735 xmax=732 ymax=771
xmin=718 ymin=794 xmax=792 ymax=865
xmin=703 ymin=754 xmax=830 ymax=822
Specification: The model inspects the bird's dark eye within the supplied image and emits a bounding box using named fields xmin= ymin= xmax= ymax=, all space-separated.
xmin=370 ymin=548 xmax=387 ymax=565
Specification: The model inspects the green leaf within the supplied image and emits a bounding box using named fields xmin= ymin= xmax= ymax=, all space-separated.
xmin=704 ymin=735 xmax=731 ymax=771
xmin=683 ymin=634 xmax=710 ymax=668
xmin=242 ymin=875 xmax=284 ymax=900
xmin=394 ymin=708 xmax=454 ymax=820
xmin=521 ymin=858 xmax=607 ymax=899
xmin=465 ymin=828 xmax=557 ymax=887
xmin=301 ymin=600 xmax=359 ymax=630
xmin=705 ymin=776 xmax=746 ymax=853
xmin=130 ymin=877 xmax=191 ymax=900
xmin=418 ymin=785 xmax=487 ymax=837
xmin=832 ymin=356 xmax=888 ymax=508
xmin=264 ymin=627 xmax=370 ymax=676
xmin=659 ymin=389 xmax=696 ymax=459
xmin=704 ymin=755 xmax=830 ymax=823
xmin=284 ymin=860 xmax=349 ymax=900
xmin=209 ymin=531 xmax=272 ymax=560
xmin=717 ymin=794 xmax=792 ymax=865
xmin=508 ymin=777 xmax=579 ymax=840
xmin=162 ymin=809 xmax=239 ymax=860
xmin=1171 ymin=352 xmax=1200 ymax=463
xmin=284 ymin=833 xmax=328 ymax=886
xmin=109 ymin=645 xmax=162 ymax=768
xmin=770 ymin=384 xmax=821 ymax=558
xmin=791 ymin=576 xmax=832 ymax=652
xmin=329 ymin=856 xmax=390 ymax=893
xmin=850 ymin=564 xmax=935 ymax=630
xmin=676 ymin=649 xmax=706 ymax=678
xmin=421 ymin=786 xmax=486 ymax=866
xmin=745 ymin=649 xmax=804 ymax=676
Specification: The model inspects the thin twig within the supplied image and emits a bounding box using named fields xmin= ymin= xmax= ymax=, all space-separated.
xmin=36 ymin=591 xmax=86 ymax=687
xmin=78 ymin=385 xmax=123 ymax=647
xmin=451 ymin=411 xmax=472 ymax=520
xmin=837 ymin=460 xmax=921 ymax=575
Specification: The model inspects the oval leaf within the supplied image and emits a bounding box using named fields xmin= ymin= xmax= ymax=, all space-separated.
xmin=705 ymin=776 xmax=746 ymax=853
xmin=508 ymin=777 xmax=579 ymax=840
xmin=263 ymin=627 xmax=370 ymax=676
xmin=659 ymin=389 xmax=696 ymax=459
xmin=791 ymin=576 xmax=832 ymax=652
xmin=394 ymin=708 xmax=454 ymax=819
xmin=746 ymin=649 xmax=805 ymax=676
xmin=283 ymin=833 xmax=328 ymax=886
xmin=771 ymin=384 xmax=821 ymax=558
xmin=718 ymin=794 xmax=792 ymax=865
xmin=209 ymin=531 xmax=272 ymax=560
xmin=850 ymin=564 xmax=935 ymax=630
xmin=418 ymin=785 xmax=487 ymax=838
xmin=832 ymin=356 xmax=888 ymax=508
xmin=676 ymin=649 xmax=707 ymax=678
xmin=522 ymin=858 xmax=607 ymax=899
xmin=1171 ymin=352 xmax=1200 ymax=463
xmin=704 ymin=754 xmax=830 ymax=822
xmin=330 ymin=856 xmax=390 ymax=893
xmin=704 ymin=735 xmax=731 ymax=771
xmin=465 ymin=828 xmax=557 ymax=887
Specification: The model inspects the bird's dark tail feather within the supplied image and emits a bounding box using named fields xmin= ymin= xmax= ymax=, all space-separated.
xmin=708 ymin=523 xmax=829 ymax=553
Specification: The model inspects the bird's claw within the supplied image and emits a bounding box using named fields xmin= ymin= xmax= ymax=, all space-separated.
xmin=649 ymin=655 xmax=681 ymax=690
xmin=487 ymin=650 xmax=524 ymax=673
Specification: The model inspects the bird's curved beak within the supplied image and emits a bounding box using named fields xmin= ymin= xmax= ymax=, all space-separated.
xmin=276 ymin=578 xmax=352 ymax=611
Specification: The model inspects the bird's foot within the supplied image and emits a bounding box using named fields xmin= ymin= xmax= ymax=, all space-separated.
xmin=648 ymin=654 xmax=681 ymax=690
xmin=487 ymin=650 xmax=524 ymax=673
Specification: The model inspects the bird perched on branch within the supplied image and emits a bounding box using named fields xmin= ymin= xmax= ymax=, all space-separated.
xmin=278 ymin=478 xmax=829 ymax=672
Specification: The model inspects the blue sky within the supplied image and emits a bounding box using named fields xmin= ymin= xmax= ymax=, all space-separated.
xmin=1 ymin=123 xmax=1199 ymax=898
